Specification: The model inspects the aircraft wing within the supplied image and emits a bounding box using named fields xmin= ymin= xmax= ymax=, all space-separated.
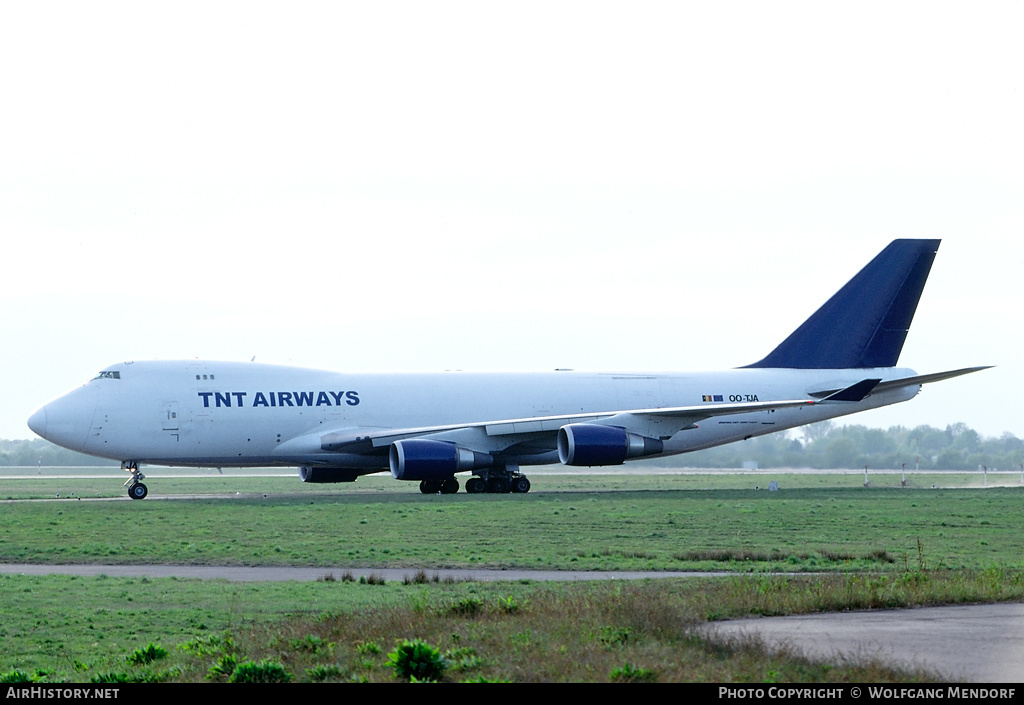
xmin=283 ymin=367 xmax=993 ymax=464
xmin=312 ymin=398 xmax=816 ymax=456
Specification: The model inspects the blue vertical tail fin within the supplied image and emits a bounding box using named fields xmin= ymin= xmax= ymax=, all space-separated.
xmin=745 ymin=239 xmax=940 ymax=369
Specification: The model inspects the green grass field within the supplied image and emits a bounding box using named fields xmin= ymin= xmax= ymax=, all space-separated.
xmin=8 ymin=570 xmax=1021 ymax=683
xmin=1 ymin=468 xmax=1022 ymax=682
xmin=2 ymin=467 xmax=1021 ymax=571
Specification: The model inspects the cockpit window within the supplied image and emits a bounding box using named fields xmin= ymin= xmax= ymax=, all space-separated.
xmin=92 ymin=370 xmax=121 ymax=380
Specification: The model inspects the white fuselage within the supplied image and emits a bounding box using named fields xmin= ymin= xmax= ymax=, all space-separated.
xmin=28 ymin=360 xmax=920 ymax=471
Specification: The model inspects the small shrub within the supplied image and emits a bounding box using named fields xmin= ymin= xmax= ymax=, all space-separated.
xmin=610 ymin=663 xmax=656 ymax=682
xmin=866 ymin=548 xmax=895 ymax=563
xmin=445 ymin=645 xmax=482 ymax=671
xmin=228 ymin=660 xmax=292 ymax=684
xmin=356 ymin=641 xmax=383 ymax=655
xmin=388 ymin=639 xmax=449 ymax=682
xmin=306 ymin=664 xmax=344 ymax=682
xmin=179 ymin=631 xmax=235 ymax=658
xmin=126 ymin=643 xmax=168 ymax=665
xmin=496 ymin=595 xmax=520 ymax=613
xmin=447 ymin=596 xmax=483 ymax=616
xmin=89 ymin=672 xmax=135 ymax=684
xmin=0 ymin=670 xmax=35 ymax=683
xmin=405 ymin=570 xmax=435 ymax=584
xmin=90 ymin=669 xmax=170 ymax=684
xmin=291 ymin=635 xmax=333 ymax=654
xmin=597 ymin=625 xmax=632 ymax=647
xmin=207 ymin=654 xmax=239 ymax=680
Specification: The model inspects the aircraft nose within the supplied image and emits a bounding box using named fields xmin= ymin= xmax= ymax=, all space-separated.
xmin=27 ymin=406 xmax=47 ymax=437
xmin=26 ymin=388 xmax=95 ymax=451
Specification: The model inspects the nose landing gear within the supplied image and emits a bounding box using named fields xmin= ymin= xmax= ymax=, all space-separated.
xmin=122 ymin=461 xmax=148 ymax=500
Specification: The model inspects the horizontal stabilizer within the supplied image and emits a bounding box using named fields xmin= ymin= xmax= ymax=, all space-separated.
xmin=817 ymin=378 xmax=882 ymax=402
xmin=810 ymin=367 xmax=991 ymax=402
xmin=873 ymin=366 xmax=993 ymax=393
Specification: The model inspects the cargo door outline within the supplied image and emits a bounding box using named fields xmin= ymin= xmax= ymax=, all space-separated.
xmin=162 ymin=401 xmax=180 ymax=441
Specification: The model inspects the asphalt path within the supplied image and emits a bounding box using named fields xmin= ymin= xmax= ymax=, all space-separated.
xmin=0 ymin=563 xmax=713 ymax=582
xmin=707 ymin=603 xmax=1024 ymax=683
xmin=3 ymin=562 xmax=1021 ymax=682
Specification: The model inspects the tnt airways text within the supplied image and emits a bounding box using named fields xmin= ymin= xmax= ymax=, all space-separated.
xmin=197 ymin=391 xmax=360 ymax=408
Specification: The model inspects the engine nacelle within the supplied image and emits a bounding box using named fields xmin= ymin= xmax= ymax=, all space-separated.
xmin=389 ymin=439 xmax=494 ymax=481
xmin=298 ymin=466 xmax=363 ymax=483
xmin=557 ymin=424 xmax=664 ymax=466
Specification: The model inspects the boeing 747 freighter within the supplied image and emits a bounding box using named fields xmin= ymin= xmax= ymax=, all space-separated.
xmin=28 ymin=239 xmax=987 ymax=498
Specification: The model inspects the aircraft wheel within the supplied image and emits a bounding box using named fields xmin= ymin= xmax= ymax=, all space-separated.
xmin=487 ymin=477 xmax=510 ymax=494
xmin=419 ymin=480 xmax=441 ymax=494
xmin=511 ymin=476 xmax=531 ymax=494
xmin=440 ymin=478 xmax=459 ymax=494
xmin=465 ymin=477 xmax=486 ymax=494
xmin=128 ymin=482 xmax=148 ymax=500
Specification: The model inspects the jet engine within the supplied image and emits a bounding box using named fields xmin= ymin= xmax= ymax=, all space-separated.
xmin=557 ymin=423 xmax=664 ymax=466
xmin=298 ymin=466 xmax=363 ymax=483
xmin=389 ymin=439 xmax=494 ymax=481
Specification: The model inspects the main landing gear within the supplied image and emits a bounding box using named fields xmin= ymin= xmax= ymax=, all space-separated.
xmin=419 ymin=466 xmax=532 ymax=495
xmin=419 ymin=478 xmax=460 ymax=494
xmin=122 ymin=461 xmax=148 ymax=500
xmin=471 ymin=465 xmax=531 ymax=494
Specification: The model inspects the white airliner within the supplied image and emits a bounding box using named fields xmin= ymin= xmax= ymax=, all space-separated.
xmin=28 ymin=239 xmax=987 ymax=499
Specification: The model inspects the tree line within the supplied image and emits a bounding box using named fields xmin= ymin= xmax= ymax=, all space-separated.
xmin=2 ymin=422 xmax=1023 ymax=470
xmin=0 ymin=438 xmax=119 ymax=467
xmin=663 ymin=422 xmax=1024 ymax=471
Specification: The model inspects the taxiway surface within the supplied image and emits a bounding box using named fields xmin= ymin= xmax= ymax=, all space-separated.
xmin=708 ymin=603 xmax=1024 ymax=683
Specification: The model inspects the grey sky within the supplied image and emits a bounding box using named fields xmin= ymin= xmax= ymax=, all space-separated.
xmin=3 ymin=2 xmax=1021 ymax=441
